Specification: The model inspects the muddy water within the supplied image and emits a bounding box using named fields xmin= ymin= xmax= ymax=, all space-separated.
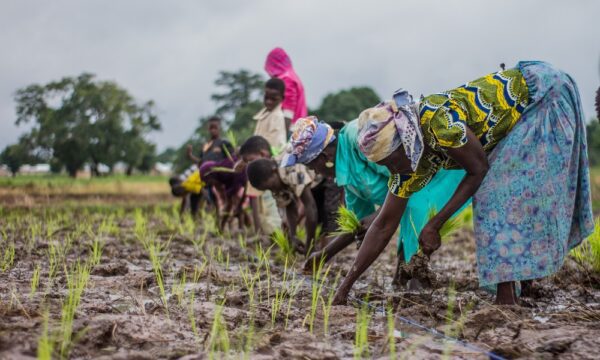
xmin=0 ymin=206 xmax=598 ymax=359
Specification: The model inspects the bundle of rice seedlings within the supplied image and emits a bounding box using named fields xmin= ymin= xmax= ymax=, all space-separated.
xmin=331 ymin=206 xmax=361 ymax=236
xmin=428 ymin=207 xmax=463 ymax=240
xmin=271 ymin=228 xmax=294 ymax=257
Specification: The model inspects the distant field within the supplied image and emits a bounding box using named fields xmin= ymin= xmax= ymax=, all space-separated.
xmin=0 ymin=174 xmax=172 ymax=207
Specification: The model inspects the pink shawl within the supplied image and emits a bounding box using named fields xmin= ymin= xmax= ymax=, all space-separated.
xmin=264 ymin=47 xmax=307 ymax=124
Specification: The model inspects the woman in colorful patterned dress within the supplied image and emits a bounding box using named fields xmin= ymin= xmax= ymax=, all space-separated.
xmin=283 ymin=116 xmax=466 ymax=287
xmin=332 ymin=61 xmax=594 ymax=305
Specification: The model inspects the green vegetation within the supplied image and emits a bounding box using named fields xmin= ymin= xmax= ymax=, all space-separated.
xmin=571 ymin=219 xmax=600 ymax=272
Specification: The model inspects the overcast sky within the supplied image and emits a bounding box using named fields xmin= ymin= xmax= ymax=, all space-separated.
xmin=1 ymin=0 xmax=599 ymax=151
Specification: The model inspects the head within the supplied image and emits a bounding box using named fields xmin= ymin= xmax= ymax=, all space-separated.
xmin=357 ymin=90 xmax=423 ymax=175
xmin=282 ymin=116 xmax=336 ymax=175
xmin=264 ymin=78 xmax=285 ymax=111
xmin=304 ymin=140 xmax=337 ymax=177
xmin=240 ymin=136 xmax=272 ymax=163
xmin=207 ymin=116 xmax=222 ymax=140
xmin=169 ymin=176 xmax=187 ymax=197
xmin=264 ymin=47 xmax=292 ymax=77
xmin=246 ymin=158 xmax=282 ymax=191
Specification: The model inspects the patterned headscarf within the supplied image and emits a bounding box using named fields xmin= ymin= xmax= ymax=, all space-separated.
xmin=282 ymin=116 xmax=336 ymax=167
xmin=357 ymin=89 xmax=424 ymax=171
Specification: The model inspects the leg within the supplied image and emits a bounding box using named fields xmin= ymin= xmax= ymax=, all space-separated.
xmin=496 ymin=281 xmax=518 ymax=305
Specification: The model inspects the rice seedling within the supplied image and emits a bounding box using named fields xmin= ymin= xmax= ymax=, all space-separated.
xmin=172 ymin=270 xmax=187 ymax=306
xmin=571 ymin=219 xmax=600 ymax=272
xmin=354 ymin=298 xmax=372 ymax=359
xmin=321 ymin=271 xmax=341 ymax=335
xmin=270 ymin=257 xmax=291 ymax=326
xmin=332 ymin=206 xmax=361 ymax=236
xmin=426 ymin=207 xmax=463 ymax=240
xmin=30 ymin=263 xmax=41 ymax=299
xmin=284 ymin=274 xmax=303 ymax=330
xmin=88 ymin=237 xmax=103 ymax=267
xmin=59 ymin=261 xmax=91 ymax=359
xmin=187 ymin=290 xmax=199 ymax=343
xmin=0 ymin=241 xmax=15 ymax=272
xmin=37 ymin=310 xmax=53 ymax=360
xmin=271 ymin=228 xmax=294 ymax=259
xmin=206 ymin=301 xmax=230 ymax=359
xmin=441 ymin=285 xmax=474 ymax=359
xmin=386 ymin=306 xmax=397 ymax=359
xmin=134 ymin=208 xmax=147 ymax=242
xmin=307 ymin=257 xmax=331 ymax=333
xmin=143 ymin=235 xmax=171 ymax=316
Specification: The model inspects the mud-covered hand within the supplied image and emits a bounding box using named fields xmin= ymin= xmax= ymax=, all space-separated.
xmin=418 ymin=222 xmax=441 ymax=257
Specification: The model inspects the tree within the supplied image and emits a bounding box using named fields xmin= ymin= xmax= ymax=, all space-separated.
xmin=156 ymin=147 xmax=178 ymax=164
xmin=0 ymin=140 xmax=35 ymax=176
xmin=228 ymin=101 xmax=263 ymax=143
xmin=313 ymin=86 xmax=380 ymax=123
xmin=13 ymin=73 xmax=161 ymax=177
xmin=211 ymin=69 xmax=264 ymax=120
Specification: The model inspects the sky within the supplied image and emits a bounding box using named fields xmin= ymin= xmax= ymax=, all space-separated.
xmin=1 ymin=0 xmax=599 ymax=152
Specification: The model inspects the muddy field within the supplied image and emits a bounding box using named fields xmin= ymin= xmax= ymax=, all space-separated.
xmin=1 ymin=193 xmax=599 ymax=359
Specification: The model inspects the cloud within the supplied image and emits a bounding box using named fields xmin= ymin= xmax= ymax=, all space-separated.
xmin=1 ymin=0 xmax=599 ymax=151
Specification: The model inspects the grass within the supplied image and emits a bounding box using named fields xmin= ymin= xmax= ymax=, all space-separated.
xmin=570 ymin=218 xmax=600 ymax=272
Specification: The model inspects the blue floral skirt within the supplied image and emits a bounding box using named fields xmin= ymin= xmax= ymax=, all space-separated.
xmin=473 ymin=61 xmax=594 ymax=287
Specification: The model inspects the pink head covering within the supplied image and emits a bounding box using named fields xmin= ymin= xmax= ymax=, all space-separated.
xmin=264 ymin=47 xmax=308 ymax=123
xmin=265 ymin=47 xmax=292 ymax=77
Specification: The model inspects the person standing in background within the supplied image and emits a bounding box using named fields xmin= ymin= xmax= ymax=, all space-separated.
xmin=264 ymin=47 xmax=308 ymax=132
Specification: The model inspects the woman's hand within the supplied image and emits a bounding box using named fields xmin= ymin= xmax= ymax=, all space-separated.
xmin=418 ymin=222 xmax=441 ymax=257
xmin=332 ymin=284 xmax=350 ymax=305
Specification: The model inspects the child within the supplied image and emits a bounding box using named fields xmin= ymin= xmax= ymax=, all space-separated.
xmin=253 ymin=78 xmax=287 ymax=152
xmin=168 ymin=165 xmax=204 ymax=217
xmin=187 ymin=116 xmax=234 ymax=212
xmin=188 ymin=116 xmax=234 ymax=164
xmin=199 ymin=158 xmax=247 ymax=231
xmin=238 ymin=136 xmax=282 ymax=235
xmin=247 ymin=157 xmax=317 ymax=255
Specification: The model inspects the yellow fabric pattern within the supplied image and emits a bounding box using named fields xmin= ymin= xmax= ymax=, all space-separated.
xmin=181 ymin=170 xmax=204 ymax=194
xmin=389 ymin=68 xmax=529 ymax=198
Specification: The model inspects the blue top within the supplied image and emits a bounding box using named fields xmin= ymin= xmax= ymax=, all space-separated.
xmin=335 ymin=119 xmax=469 ymax=261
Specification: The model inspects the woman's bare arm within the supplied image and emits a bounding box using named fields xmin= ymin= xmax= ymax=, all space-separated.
xmin=419 ymin=128 xmax=488 ymax=255
xmin=332 ymin=194 xmax=407 ymax=304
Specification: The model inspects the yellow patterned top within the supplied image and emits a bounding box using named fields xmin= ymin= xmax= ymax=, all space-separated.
xmin=389 ymin=68 xmax=530 ymax=198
